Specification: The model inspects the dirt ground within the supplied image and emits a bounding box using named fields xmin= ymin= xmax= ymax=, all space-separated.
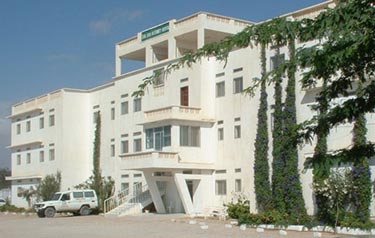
xmin=0 ymin=212 xmax=347 ymax=238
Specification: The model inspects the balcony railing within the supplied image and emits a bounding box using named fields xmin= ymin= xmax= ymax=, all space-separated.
xmin=120 ymin=151 xmax=178 ymax=161
xmin=141 ymin=106 xmax=214 ymax=124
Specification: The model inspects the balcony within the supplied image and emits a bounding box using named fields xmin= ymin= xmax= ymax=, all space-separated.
xmin=140 ymin=106 xmax=215 ymax=125
xmin=120 ymin=151 xmax=213 ymax=170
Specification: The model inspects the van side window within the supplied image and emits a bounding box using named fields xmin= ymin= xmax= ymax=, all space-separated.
xmin=84 ymin=191 xmax=94 ymax=198
xmin=61 ymin=193 xmax=70 ymax=201
xmin=73 ymin=192 xmax=84 ymax=198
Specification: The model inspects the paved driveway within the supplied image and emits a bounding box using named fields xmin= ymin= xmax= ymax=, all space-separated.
xmin=0 ymin=213 xmax=342 ymax=238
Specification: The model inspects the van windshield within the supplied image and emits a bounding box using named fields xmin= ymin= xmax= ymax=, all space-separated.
xmin=51 ymin=193 xmax=61 ymax=201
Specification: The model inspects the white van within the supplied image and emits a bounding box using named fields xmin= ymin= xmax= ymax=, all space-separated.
xmin=34 ymin=189 xmax=98 ymax=218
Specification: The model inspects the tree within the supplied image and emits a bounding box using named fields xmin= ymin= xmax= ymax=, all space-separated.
xmin=76 ymin=111 xmax=114 ymax=211
xmin=0 ymin=168 xmax=11 ymax=189
xmin=253 ymin=43 xmax=272 ymax=213
xmin=282 ymin=39 xmax=306 ymax=218
xmin=350 ymin=83 xmax=371 ymax=223
xmin=92 ymin=111 xmax=103 ymax=200
xmin=18 ymin=187 xmax=38 ymax=208
xmin=38 ymin=171 xmax=61 ymax=201
xmin=271 ymin=46 xmax=286 ymax=214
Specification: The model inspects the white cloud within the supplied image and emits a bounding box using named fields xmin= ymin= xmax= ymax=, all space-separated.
xmin=127 ymin=10 xmax=144 ymax=21
xmin=89 ymin=9 xmax=146 ymax=34
xmin=89 ymin=20 xmax=111 ymax=34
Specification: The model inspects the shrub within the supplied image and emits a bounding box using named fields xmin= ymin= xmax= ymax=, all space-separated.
xmin=225 ymin=195 xmax=250 ymax=220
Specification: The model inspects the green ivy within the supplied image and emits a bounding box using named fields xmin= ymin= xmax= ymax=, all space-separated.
xmin=271 ymin=46 xmax=286 ymax=214
xmin=351 ymin=83 xmax=371 ymax=223
xmin=253 ymin=43 xmax=272 ymax=213
xmin=312 ymin=81 xmax=331 ymax=223
xmin=282 ymin=39 xmax=306 ymax=218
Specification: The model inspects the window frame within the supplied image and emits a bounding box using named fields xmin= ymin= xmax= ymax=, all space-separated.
xmin=234 ymin=125 xmax=241 ymax=139
xmin=216 ymin=81 xmax=225 ymax=98
xmin=133 ymin=98 xmax=142 ymax=112
xmin=49 ymin=115 xmax=55 ymax=127
xmin=49 ymin=148 xmax=55 ymax=161
xmin=180 ymin=126 xmax=200 ymax=147
xmin=133 ymin=138 xmax=142 ymax=152
xmin=233 ymin=77 xmax=243 ymax=94
xmin=218 ymin=128 xmax=224 ymax=141
xmin=121 ymin=101 xmax=129 ymax=115
xmin=215 ymin=180 xmax=227 ymax=195
xmin=121 ymin=140 xmax=129 ymax=154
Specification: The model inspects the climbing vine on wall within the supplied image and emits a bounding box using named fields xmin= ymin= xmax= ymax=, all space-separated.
xmin=351 ymin=82 xmax=371 ymax=223
xmin=282 ymin=39 xmax=306 ymax=218
xmin=253 ymin=43 xmax=273 ymax=213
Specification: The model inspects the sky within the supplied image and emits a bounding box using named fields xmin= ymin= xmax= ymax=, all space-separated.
xmin=0 ymin=0 xmax=327 ymax=169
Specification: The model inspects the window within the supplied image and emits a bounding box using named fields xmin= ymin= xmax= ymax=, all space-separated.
xmin=215 ymin=180 xmax=227 ymax=195
xmin=26 ymin=121 xmax=31 ymax=132
xmin=218 ymin=128 xmax=224 ymax=141
xmin=73 ymin=192 xmax=84 ymax=198
xmin=121 ymin=183 xmax=129 ymax=194
xmin=216 ymin=81 xmax=225 ymax=97
xmin=235 ymin=179 xmax=242 ymax=192
xmin=180 ymin=126 xmax=200 ymax=147
xmin=134 ymin=138 xmax=142 ymax=152
xmin=111 ymin=108 xmax=115 ymax=120
xmin=61 ymin=193 xmax=70 ymax=201
xmin=180 ymin=86 xmax=189 ymax=106
xmin=133 ymin=98 xmax=142 ymax=112
xmin=39 ymin=117 xmax=44 ymax=129
xmin=146 ymin=126 xmax=171 ymax=150
xmin=234 ymin=125 xmax=241 ymax=139
xmin=49 ymin=149 xmax=55 ymax=161
xmin=84 ymin=191 xmax=95 ymax=198
xmin=17 ymin=154 xmax=21 ymax=165
xmin=110 ymin=144 xmax=115 ymax=157
xmin=121 ymin=140 xmax=129 ymax=154
xmin=233 ymin=77 xmax=243 ymax=94
xmin=93 ymin=111 xmax=99 ymax=123
xmin=26 ymin=153 xmax=31 ymax=164
xmin=270 ymin=53 xmax=285 ymax=71
xmin=134 ymin=182 xmax=142 ymax=195
xmin=39 ymin=151 xmax=44 ymax=163
xmin=49 ymin=115 xmax=55 ymax=127
xmin=16 ymin=124 xmax=21 ymax=134
xmin=134 ymin=173 xmax=142 ymax=178
xmin=216 ymin=170 xmax=226 ymax=174
xmin=121 ymin=102 xmax=128 ymax=115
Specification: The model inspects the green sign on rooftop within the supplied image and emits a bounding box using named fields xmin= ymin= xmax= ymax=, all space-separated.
xmin=141 ymin=22 xmax=169 ymax=41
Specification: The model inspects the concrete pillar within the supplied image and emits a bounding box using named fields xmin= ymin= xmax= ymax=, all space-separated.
xmin=168 ymin=37 xmax=176 ymax=60
xmin=174 ymin=173 xmax=194 ymax=214
xmin=144 ymin=171 xmax=166 ymax=213
xmin=145 ymin=46 xmax=153 ymax=67
xmin=115 ymin=56 xmax=122 ymax=77
xmin=197 ymin=27 xmax=205 ymax=48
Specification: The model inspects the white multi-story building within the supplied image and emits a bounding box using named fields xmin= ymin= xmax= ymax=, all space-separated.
xmin=7 ymin=0 xmax=375 ymax=215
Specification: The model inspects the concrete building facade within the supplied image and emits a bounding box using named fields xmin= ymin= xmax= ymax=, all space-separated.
xmin=7 ymin=0 xmax=375 ymax=216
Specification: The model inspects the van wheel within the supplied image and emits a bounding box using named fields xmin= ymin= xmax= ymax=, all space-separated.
xmin=44 ymin=207 xmax=56 ymax=218
xmin=79 ymin=206 xmax=91 ymax=216
xmin=37 ymin=211 xmax=45 ymax=218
